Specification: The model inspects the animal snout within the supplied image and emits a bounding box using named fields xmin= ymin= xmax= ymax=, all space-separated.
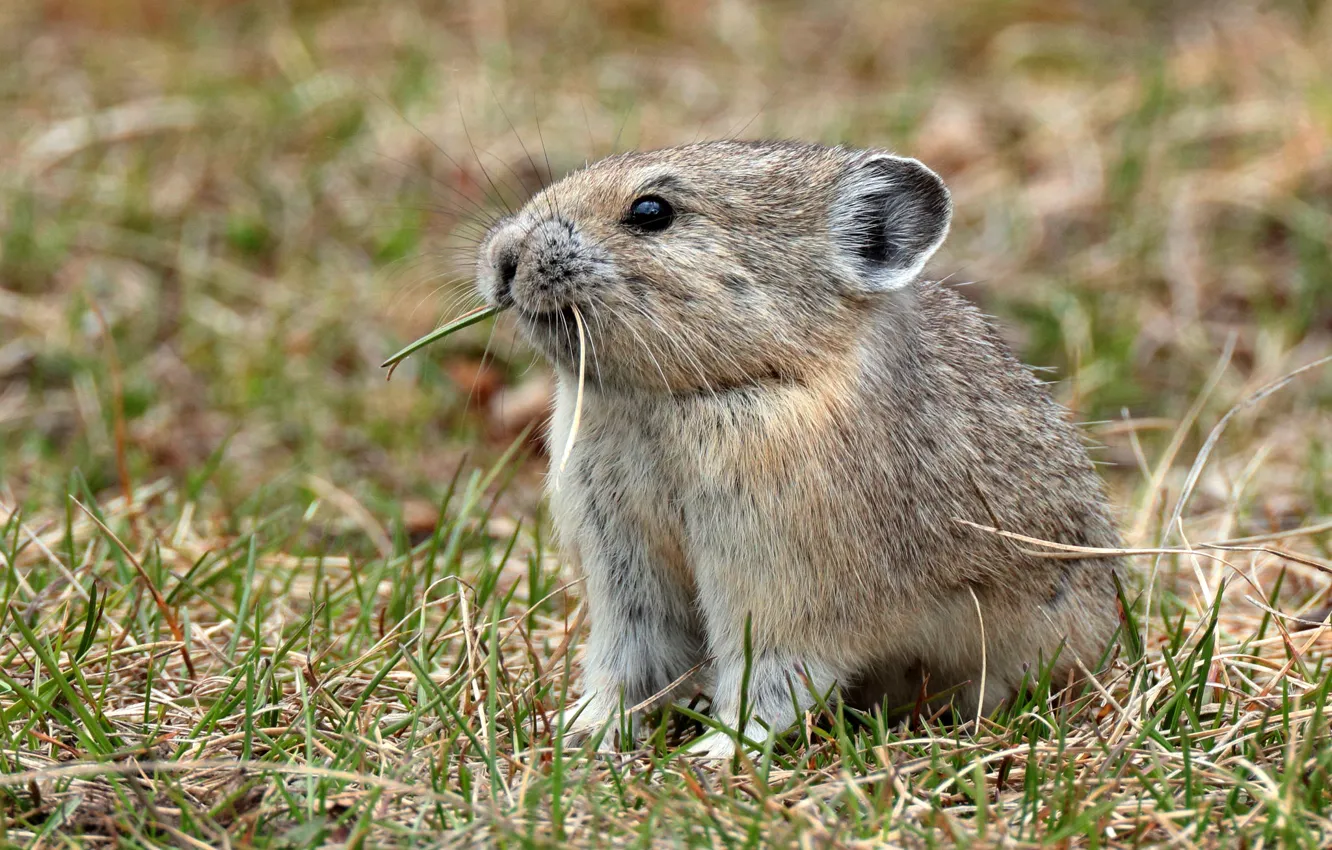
xmin=488 ymin=217 xmax=595 ymax=315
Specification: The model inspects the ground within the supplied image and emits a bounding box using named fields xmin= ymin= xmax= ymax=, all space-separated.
xmin=2 ymin=0 xmax=1332 ymax=846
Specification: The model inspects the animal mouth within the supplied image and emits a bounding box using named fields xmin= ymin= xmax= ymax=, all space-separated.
xmin=516 ymin=303 xmax=579 ymax=333
xmin=515 ymin=304 xmax=585 ymax=364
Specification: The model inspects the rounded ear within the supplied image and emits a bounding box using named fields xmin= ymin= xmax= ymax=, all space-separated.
xmin=830 ymin=153 xmax=952 ymax=292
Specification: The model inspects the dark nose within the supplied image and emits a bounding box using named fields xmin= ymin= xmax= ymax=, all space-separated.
xmin=495 ymin=249 xmax=518 ymax=306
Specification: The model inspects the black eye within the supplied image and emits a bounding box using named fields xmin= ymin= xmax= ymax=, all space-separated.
xmin=624 ymin=196 xmax=675 ymax=232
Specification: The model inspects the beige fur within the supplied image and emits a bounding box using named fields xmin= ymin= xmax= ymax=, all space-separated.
xmin=474 ymin=140 xmax=1122 ymax=758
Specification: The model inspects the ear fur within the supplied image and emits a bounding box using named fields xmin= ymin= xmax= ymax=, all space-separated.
xmin=830 ymin=152 xmax=952 ymax=291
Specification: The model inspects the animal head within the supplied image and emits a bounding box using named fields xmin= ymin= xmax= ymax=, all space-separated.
xmin=475 ymin=140 xmax=951 ymax=393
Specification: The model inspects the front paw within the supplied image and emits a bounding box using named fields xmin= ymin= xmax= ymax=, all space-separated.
xmin=685 ymin=729 xmax=738 ymax=761
xmin=559 ymin=692 xmax=629 ymax=752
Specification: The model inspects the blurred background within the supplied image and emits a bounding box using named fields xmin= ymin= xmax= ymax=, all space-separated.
xmin=2 ymin=0 xmax=1330 ymax=543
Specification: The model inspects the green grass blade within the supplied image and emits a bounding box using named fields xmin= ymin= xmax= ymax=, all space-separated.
xmin=380 ymin=305 xmax=501 ymax=376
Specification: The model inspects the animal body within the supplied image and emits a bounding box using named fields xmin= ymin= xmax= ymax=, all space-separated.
xmin=474 ymin=140 xmax=1122 ymax=758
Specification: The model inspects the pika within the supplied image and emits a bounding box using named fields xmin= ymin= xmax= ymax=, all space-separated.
xmin=475 ymin=140 xmax=1122 ymax=758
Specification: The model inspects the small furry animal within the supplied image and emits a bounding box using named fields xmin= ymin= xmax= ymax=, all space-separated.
xmin=474 ymin=140 xmax=1122 ymax=758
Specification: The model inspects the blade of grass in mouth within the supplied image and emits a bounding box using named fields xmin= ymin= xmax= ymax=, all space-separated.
xmin=381 ymin=304 xmax=503 ymax=380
